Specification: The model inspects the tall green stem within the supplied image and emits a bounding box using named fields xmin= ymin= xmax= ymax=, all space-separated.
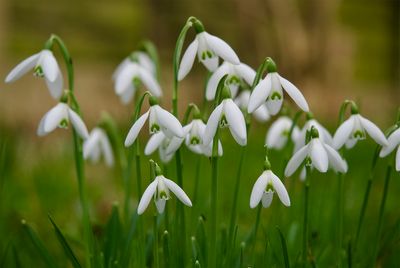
xmin=302 ymin=166 xmax=311 ymax=268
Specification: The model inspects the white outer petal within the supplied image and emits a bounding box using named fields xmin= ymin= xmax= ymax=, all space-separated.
xmin=178 ymin=38 xmax=199 ymax=81
xmin=249 ymin=172 xmax=268 ymax=208
xmin=154 ymin=106 xmax=184 ymax=138
xmin=5 ymin=53 xmax=40 ymax=83
xmin=380 ymin=129 xmax=400 ymax=157
xmin=99 ymin=131 xmax=114 ymax=167
xmin=278 ymin=74 xmax=309 ymax=112
xmin=145 ymin=132 xmax=165 ymax=155
xmin=323 ymin=143 xmax=348 ymax=173
xmin=166 ymin=123 xmax=192 ymax=155
xmin=83 ymin=129 xmax=101 ymax=159
xmin=285 ymin=144 xmax=309 ymax=177
xmin=45 ymin=71 xmax=63 ymax=100
xmin=266 ymin=117 xmax=292 ymax=150
xmin=359 ymin=115 xmax=388 ymax=147
xmin=310 ymin=139 xmax=328 ymax=173
xmin=163 ymin=178 xmax=192 ymax=207
xmin=234 ymin=63 xmax=256 ymax=86
xmin=137 ymin=179 xmax=159 ymax=215
xmin=203 ymin=103 xmax=223 ymax=146
xmin=224 ymin=99 xmax=247 ymax=146
xmin=68 ymin=109 xmax=89 ymax=140
xmin=43 ymin=103 xmax=68 ymax=133
xmin=396 ymin=146 xmax=400 ymax=171
xmin=125 ymin=111 xmax=149 ymax=147
xmin=115 ymin=64 xmax=138 ymax=95
xmin=248 ymin=74 xmax=272 ymax=113
xmin=333 ymin=116 xmax=355 ymax=149
xmin=206 ymin=63 xmax=229 ymax=101
xmin=137 ymin=66 xmax=162 ymax=97
xmin=269 ymin=170 xmax=290 ymax=206
xmin=204 ymin=32 xmax=240 ymax=65
xmin=41 ymin=50 xmax=60 ymax=82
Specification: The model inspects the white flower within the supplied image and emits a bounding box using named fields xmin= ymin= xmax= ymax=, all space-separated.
xmin=37 ymin=103 xmax=89 ymax=139
xmin=5 ymin=49 xmax=63 ymax=100
xmin=380 ymin=128 xmax=400 ymax=171
xmin=285 ymin=135 xmax=348 ymax=177
xmin=203 ymin=99 xmax=247 ymax=146
xmin=113 ymin=59 xmax=161 ymax=104
xmin=235 ymin=90 xmax=270 ymax=122
xmin=250 ymin=170 xmax=290 ymax=208
xmin=265 ymin=116 xmax=300 ymax=150
xmin=178 ymin=31 xmax=240 ymax=81
xmin=125 ymin=104 xmax=184 ymax=147
xmin=333 ymin=113 xmax=388 ymax=150
xmin=144 ymin=132 xmax=174 ymax=163
xmin=138 ymin=175 xmax=192 ymax=214
xmin=83 ymin=128 xmax=114 ymax=167
xmin=113 ymin=52 xmax=156 ymax=80
xmin=206 ymin=62 xmax=255 ymax=100
xmin=294 ymin=119 xmax=333 ymax=152
xmin=248 ymin=72 xmax=309 ymax=116
xmin=165 ymin=119 xmax=223 ymax=157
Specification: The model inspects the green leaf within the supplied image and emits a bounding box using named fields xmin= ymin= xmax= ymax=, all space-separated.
xmin=48 ymin=215 xmax=82 ymax=268
xmin=276 ymin=226 xmax=290 ymax=268
xmin=120 ymin=212 xmax=139 ymax=267
xmin=103 ymin=205 xmax=122 ymax=267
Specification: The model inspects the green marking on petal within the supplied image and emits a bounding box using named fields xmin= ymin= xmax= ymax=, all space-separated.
xmin=219 ymin=115 xmax=228 ymax=128
xmin=266 ymin=183 xmax=274 ymax=192
xmin=353 ymin=130 xmax=366 ymax=140
xmin=270 ymin=91 xmax=282 ymax=100
xmin=150 ymin=124 xmax=160 ymax=133
xmin=190 ymin=136 xmax=201 ymax=145
xmin=305 ymin=157 xmax=312 ymax=167
xmin=34 ymin=66 xmax=44 ymax=78
xmin=59 ymin=118 xmax=69 ymax=129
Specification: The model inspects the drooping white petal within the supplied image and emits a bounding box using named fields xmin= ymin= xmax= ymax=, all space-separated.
xmin=248 ymin=74 xmax=272 ymax=113
xmin=203 ymin=103 xmax=224 ymax=146
xmin=202 ymin=140 xmax=223 ymax=157
xmin=137 ymin=179 xmax=159 ymax=215
xmin=266 ymin=74 xmax=283 ymax=115
xmin=68 ymin=109 xmax=89 ymax=140
xmin=333 ymin=116 xmax=355 ymax=149
xmin=224 ymin=99 xmax=247 ymax=146
xmin=278 ymin=74 xmax=309 ymax=112
xmin=359 ymin=115 xmax=388 ymax=147
xmin=155 ymin=199 xmax=167 ymax=214
xmin=145 ymin=132 xmax=166 ymax=155
xmin=166 ymin=123 xmax=192 ymax=155
xmin=45 ymin=71 xmax=63 ymax=100
xmin=37 ymin=113 xmax=48 ymax=136
xmin=206 ymin=63 xmax=230 ymax=101
xmin=269 ymin=170 xmax=290 ymax=206
xmin=112 ymin=58 xmax=130 ymax=80
xmin=5 ymin=53 xmax=40 ymax=83
xmin=310 ymin=139 xmax=328 ymax=173
xmin=99 ymin=131 xmax=114 ymax=167
xmin=380 ymin=129 xmax=400 ymax=157
xmin=178 ymin=38 xmax=199 ymax=81
xmin=163 ymin=178 xmax=192 ymax=207
xmin=119 ymin=84 xmax=136 ymax=104
xmin=396 ymin=146 xmax=400 ymax=171
xmin=204 ymin=32 xmax=240 ymax=65
xmin=137 ymin=66 xmax=162 ymax=97
xmin=83 ymin=129 xmax=101 ymax=159
xmin=285 ymin=144 xmax=309 ymax=177
xmin=41 ymin=50 xmax=60 ymax=82
xmin=137 ymin=52 xmax=156 ymax=75
xmin=250 ymin=172 xmax=268 ymax=208
xmin=234 ymin=63 xmax=256 ymax=86
xmin=323 ymin=143 xmax=347 ymax=173
xmin=43 ymin=103 xmax=68 ymax=133
xmin=154 ymin=106 xmax=184 ymax=138
xmin=115 ymin=64 xmax=138 ymax=95
xmin=266 ymin=116 xmax=292 ymax=150
xmin=261 ymin=191 xmax=274 ymax=208
xmin=125 ymin=111 xmax=150 ymax=147
xmin=253 ymin=105 xmax=270 ymax=122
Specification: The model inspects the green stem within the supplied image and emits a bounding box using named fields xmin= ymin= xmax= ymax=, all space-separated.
xmin=337 ymin=173 xmax=344 ymax=267
xmin=303 ymin=167 xmax=311 ymax=268
xmin=154 ymin=214 xmax=160 ymax=268
xmin=251 ymin=205 xmax=262 ymax=264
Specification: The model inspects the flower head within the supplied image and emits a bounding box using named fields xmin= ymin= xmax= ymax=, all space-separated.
xmin=235 ymin=90 xmax=270 ymax=122
xmin=5 ymin=49 xmax=63 ymax=99
xmin=333 ymin=113 xmax=388 ymax=150
xmin=138 ymin=173 xmax=192 ymax=214
xmin=250 ymin=170 xmax=290 ymax=208
xmin=144 ymin=132 xmax=174 ymax=163
xmin=178 ymin=30 xmax=240 ymax=81
xmin=83 ymin=128 xmax=114 ymax=167
xmin=265 ymin=116 xmax=299 ymax=150
xmin=294 ymin=118 xmax=333 ymax=152
xmin=37 ymin=103 xmax=89 ymax=139
xmin=380 ymin=127 xmax=400 ymax=171
xmin=206 ymin=62 xmax=255 ymax=100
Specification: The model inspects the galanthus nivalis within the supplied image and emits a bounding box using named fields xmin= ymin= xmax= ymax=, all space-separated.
xmin=137 ymin=163 xmax=192 ymax=214
xmin=235 ymin=90 xmax=270 ymax=122
xmin=250 ymin=157 xmax=290 ymax=208
xmin=5 ymin=49 xmax=63 ymax=99
xmin=113 ymin=51 xmax=156 ymax=80
xmin=248 ymin=58 xmax=309 ymax=116
xmin=37 ymin=102 xmax=89 ymax=140
xmin=380 ymin=127 xmax=400 ymax=171
xmin=178 ymin=20 xmax=240 ymax=81
xmin=206 ymin=62 xmax=256 ymax=100
xmin=144 ymin=132 xmax=174 ymax=163
xmin=125 ymin=96 xmax=184 ymax=147
xmin=285 ymin=127 xmax=347 ymax=177
xmin=333 ymin=111 xmax=388 ymax=150
xmin=294 ymin=116 xmax=333 ymax=152
xmin=265 ymin=116 xmax=300 ymax=150
xmin=203 ymin=87 xmax=247 ymax=147
xmin=83 ymin=128 xmax=114 ymax=167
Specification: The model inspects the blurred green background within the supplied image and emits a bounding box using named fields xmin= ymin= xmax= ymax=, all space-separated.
xmin=0 ymin=0 xmax=399 ymax=267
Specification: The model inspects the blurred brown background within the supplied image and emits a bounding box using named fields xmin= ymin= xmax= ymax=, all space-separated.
xmin=0 ymin=0 xmax=398 ymax=131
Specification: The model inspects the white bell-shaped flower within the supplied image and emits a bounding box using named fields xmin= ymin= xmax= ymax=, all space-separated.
xmin=37 ymin=103 xmax=89 ymax=139
xmin=265 ymin=116 xmax=300 ymax=150
xmin=203 ymin=96 xmax=247 ymax=147
xmin=138 ymin=173 xmax=192 ymax=214
xmin=250 ymin=169 xmax=290 ymax=208
xmin=235 ymin=90 xmax=270 ymax=122
xmin=178 ymin=29 xmax=240 ymax=81
xmin=333 ymin=113 xmax=388 ymax=150
xmin=125 ymin=99 xmax=184 ymax=147
xmin=113 ymin=52 xmax=156 ymax=80
xmin=5 ymin=49 xmax=63 ymax=100
xmin=144 ymin=132 xmax=174 ymax=163
xmin=380 ymin=127 xmax=400 ymax=171
xmin=285 ymin=128 xmax=347 ymax=177
xmin=83 ymin=128 xmax=114 ymax=167
xmin=294 ymin=118 xmax=333 ymax=152
xmin=206 ymin=62 xmax=255 ymax=100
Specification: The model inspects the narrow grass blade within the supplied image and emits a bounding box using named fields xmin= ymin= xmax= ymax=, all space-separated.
xmin=162 ymin=231 xmax=170 ymax=268
xmin=48 ymin=215 xmax=82 ymax=268
xmin=276 ymin=226 xmax=290 ymax=268
xmin=121 ymin=212 xmax=139 ymax=266
xmin=103 ymin=204 xmax=121 ymax=267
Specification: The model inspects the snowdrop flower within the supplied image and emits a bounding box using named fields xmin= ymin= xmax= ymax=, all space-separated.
xmin=294 ymin=116 xmax=333 ymax=152
xmin=113 ymin=52 xmax=156 ymax=79
xmin=178 ymin=20 xmax=240 ymax=81
xmin=125 ymin=97 xmax=184 ymax=147
xmin=144 ymin=132 xmax=174 ymax=163
xmin=248 ymin=58 xmax=309 ymax=116
xmin=285 ymin=127 xmax=347 ymax=177
xmin=265 ymin=116 xmax=300 ymax=150
xmin=380 ymin=127 xmax=400 ymax=171
xmin=138 ymin=164 xmax=192 ymax=214
xmin=113 ymin=55 xmax=161 ymax=104
xmin=83 ymin=128 xmax=114 ymax=167
xmin=333 ymin=112 xmax=388 ymax=150
xmin=235 ymin=90 xmax=270 ymax=122
xmin=37 ymin=102 xmax=89 ymax=139
xmin=206 ymin=62 xmax=255 ymax=100
xmin=203 ymin=88 xmax=247 ymax=146
xmin=5 ymin=49 xmax=63 ymax=99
